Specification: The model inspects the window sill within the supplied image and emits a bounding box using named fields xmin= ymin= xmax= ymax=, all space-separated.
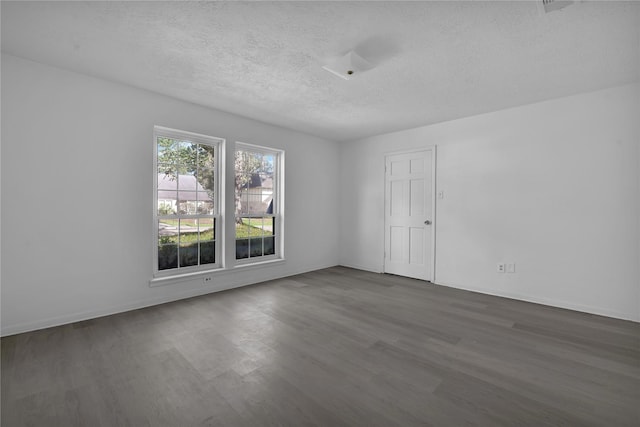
xmin=148 ymin=258 xmax=285 ymax=288
xmin=233 ymin=257 xmax=285 ymax=271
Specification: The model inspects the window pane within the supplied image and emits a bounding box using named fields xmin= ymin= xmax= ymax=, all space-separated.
xmin=177 ymin=193 xmax=197 ymax=214
xmin=198 ymin=218 xmax=215 ymax=240
xmin=157 ymin=137 xmax=176 ymax=157
xmin=179 ymin=218 xmax=198 ymax=236
xmin=240 ymin=217 xmax=273 ymax=236
xmin=179 ymin=216 xmax=199 ymax=267
xmin=158 ymin=244 xmax=178 ymax=270
xmin=178 ymin=140 xmax=198 ymax=158
xmin=157 ymin=168 xmax=177 ymax=189
xmin=246 ymin=191 xmax=260 ymax=214
xmin=196 ymin=170 xmax=215 ymax=194
xmin=264 ymin=237 xmax=275 ymax=256
xmin=178 ymin=218 xmax=198 ymax=258
xmin=242 ymin=190 xmax=250 ymax=215
xmin=268 ymin=217 xmax=275 ymax=235
xmin=179 ymin=243 xmax=198 ymax=267
xmin=236 ymin=239 xmax=249 ymax=259
xmin=197 ymin=191 xmax=213 ymax=214
xmin=200 ymin=241 xmax=215 ymax=265
xmin=159 ymin=219 xmax=178 ymax=242
xmin=235 ymin=149 xmax=276 ymax=217
xmin=197 ymin=144 xmax=215 ymax=171
xmin=196 ymin=201 xmax=213 ymax=215
xmin=235 ymin=220 xmax=249 ymax=238
xmin=235 ymin=151 xmax=258 ymax=216
xmin=157 ymin=196 xmax=177 ymax=215
xmin=249 ymin=238 xmax=263 ymax=257
xmin=178 ymin=171 xmax=198 ymax=190
xmin=235 ymin=216 xmax=276 ymax=260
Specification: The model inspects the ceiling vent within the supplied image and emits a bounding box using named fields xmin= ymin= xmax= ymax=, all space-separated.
xmin=539 ymin=0 xmax=576 ymax=14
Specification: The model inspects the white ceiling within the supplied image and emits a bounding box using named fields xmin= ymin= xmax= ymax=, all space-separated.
xmin=2 ymin=1 xmax=639 ymax=142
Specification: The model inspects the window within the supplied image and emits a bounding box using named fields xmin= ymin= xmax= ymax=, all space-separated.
xmin=235 ymin=143 xmax=283 ymax=262
xmin=153 ymin=126 xmax=222 ymax=276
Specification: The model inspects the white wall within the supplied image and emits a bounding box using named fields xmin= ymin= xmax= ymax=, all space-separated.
xmin=340 ymin=83 xmax=640 ymax=321
xmin=1 ymin=54 xmax=340 ymax=335
xmin=2 ymin=53 xmax=638 ymax=335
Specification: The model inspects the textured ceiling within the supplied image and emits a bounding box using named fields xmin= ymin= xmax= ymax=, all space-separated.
xmin=2 ymin=1 xmax=639 ymax=142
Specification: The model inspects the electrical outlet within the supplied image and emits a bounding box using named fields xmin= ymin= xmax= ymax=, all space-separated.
xmin=203 ymin=276 xmax=213 ymax=283
xmin=507 ymin=263 xmax=516 ymax=273
xmin=497 ymin=263 xmax=505 ymax=273
xmin=437 ymin=190 xmax=444 ymax=199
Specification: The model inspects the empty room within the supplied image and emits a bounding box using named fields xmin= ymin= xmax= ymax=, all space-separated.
xmin=1 ymin=1 xmax=639 ymax=426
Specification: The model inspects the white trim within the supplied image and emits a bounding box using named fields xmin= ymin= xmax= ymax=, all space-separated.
xmin=233 ymin=257 xmax=286 ymax=270
xmin=149 ymin=258 xmax=286 ymax=287
xmin=278 ymin=149 xmax=286 ymax=260
xmin=339 ymin=262 xmax=384 ymax=274
xmin=154 ymin=126 xmax=224 ymax=146
xmin=5 ymin=263 xmax=636 ymax=337
xmin=150 ymin=266 xmax=224 ymax=287
xmin=433 ymin=280 xmax=640 ymax=323
xmin=235 ymin=253 xmax=280 ymax=266
xmin=3 ymin=260 xmax=330 ymax=338
xmin=383 ymin=146 xmax=437 ymax=282
xmin=235 ymin=140 xmax=282 ymax=155
xmin=430 ymin=145 xmax=437 ymax=282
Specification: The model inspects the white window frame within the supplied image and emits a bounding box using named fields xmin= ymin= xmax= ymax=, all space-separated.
xmin=153 ymin=126 xmax=224 ymax=278
xmin=234 ymin=142 xmax=284 ymax=265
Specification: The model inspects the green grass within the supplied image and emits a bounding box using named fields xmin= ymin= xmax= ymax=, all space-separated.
xmin=235 ymin=222 xmax=271 ymax=238
xmin=242 ymin=218 xmax=271 ymax=228
xmin=237 ymin=218 xmax=273 ymax=237
xmin=159 ymin=219 xmax=270 ymax=244
xmin=159 ymin=228 xmax=214 ymax=245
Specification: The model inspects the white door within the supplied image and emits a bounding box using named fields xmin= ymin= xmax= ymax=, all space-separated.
xmin=384 ymin=149 xmax=435 ymax=281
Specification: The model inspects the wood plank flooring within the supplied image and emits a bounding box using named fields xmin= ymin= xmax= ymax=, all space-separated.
xmin=2 ymin=266 xmax=639 ymax=426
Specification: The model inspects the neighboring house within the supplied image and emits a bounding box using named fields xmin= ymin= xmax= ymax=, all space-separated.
xmin=157 ymin=173 xmax=213 ymax=215
xmin=239 ymin=173 xmax=273 ymax=214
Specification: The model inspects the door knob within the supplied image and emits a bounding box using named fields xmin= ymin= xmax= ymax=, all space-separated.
xmin=424 ymin=220 xmax=432 ymax=225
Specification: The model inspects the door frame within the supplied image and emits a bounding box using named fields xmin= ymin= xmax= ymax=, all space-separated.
xmin=383 ymin=146 xmax=437 ymax=282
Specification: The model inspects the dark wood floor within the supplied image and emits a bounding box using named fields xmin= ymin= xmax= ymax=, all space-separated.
xmin=2 ymin=266 xmax=639 ymax=426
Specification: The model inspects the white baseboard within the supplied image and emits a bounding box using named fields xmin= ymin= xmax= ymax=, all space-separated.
xmin=434 ymin=280 xmax=640 ymax=323
xmin=5 ymin=264 xmax=634 ymax=336
xmin=1 ymin=263 xmax=339 ymax=337
xmin=338 ymin=262 xmax=383 ymax=274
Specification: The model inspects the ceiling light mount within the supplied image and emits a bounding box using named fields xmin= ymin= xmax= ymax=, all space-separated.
xmin=322 ymin=51 xmax=372 ymax=80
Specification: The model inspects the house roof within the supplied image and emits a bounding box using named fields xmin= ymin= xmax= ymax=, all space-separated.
xmin=157 ymin=174 xmax=212 ymax=202
xmin=245 ymin=173 xmax=273 ymax=190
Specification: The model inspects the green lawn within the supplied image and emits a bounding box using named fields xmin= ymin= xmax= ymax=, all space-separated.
xmin=236 ymin=221 xmax=272 ymax=238
xmin=241 ymin=218 xmax=271 ymax=228
xmin=159 ymin=228 xmax=214 ymax=245
xmin=159 ymin=219 xmax=270 ymax=244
